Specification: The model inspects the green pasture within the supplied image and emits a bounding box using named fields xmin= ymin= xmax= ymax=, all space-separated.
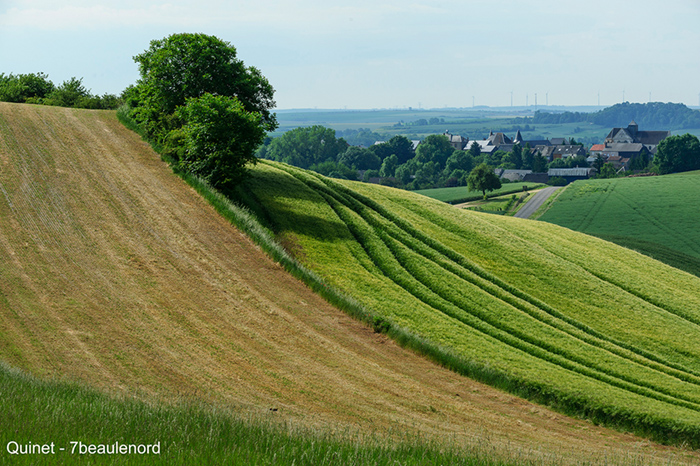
xmin=0 ymin=362 xmax=515 ymax=466
xmin=415 ymin=182 xmax=544 ymax=204
xmin=538 ymin=173 xmax=700 ymax=276
xmin=234 ymin=160 xmax=700 ymax=447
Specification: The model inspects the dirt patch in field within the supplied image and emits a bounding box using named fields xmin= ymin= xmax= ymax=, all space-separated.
xmin=0 ymin=102 xmax=697 ymax=465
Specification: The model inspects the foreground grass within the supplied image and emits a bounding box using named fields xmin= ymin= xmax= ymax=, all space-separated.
xmin=416 ymin=182 xmax=544 ymax=204
xmin=0 ymin=362 xmax=521 ymax=466
xmin=232 ymin=161 xmax=700 ymax=448
xmin=538 ymin=174 xmax=700 ymax=276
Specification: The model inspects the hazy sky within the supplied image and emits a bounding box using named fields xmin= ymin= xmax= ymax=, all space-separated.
xmin=1 ymin=0 xmax=699 ymax=109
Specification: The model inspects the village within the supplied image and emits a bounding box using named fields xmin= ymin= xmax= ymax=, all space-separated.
xmin=441 ymin=120 xmax=671 ymax=184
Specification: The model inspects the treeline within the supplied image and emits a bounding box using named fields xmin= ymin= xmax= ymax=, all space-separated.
xmin=257 ymin=126 xmax=556 ymax=190
xmin=534 ymin=102 xmax=700 ymax=129
xmin=0 ymin=72 xmax=121 ymax=109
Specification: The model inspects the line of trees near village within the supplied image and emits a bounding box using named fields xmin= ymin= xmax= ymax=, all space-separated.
xmin=533 ymin=102 xmax=700 ymax=129
xmin=0 ymin=73 xmax=122 ymax=109
xmin=259 ymin=127 xmax=556 ymax=190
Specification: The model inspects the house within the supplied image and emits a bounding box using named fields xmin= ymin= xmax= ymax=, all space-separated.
xmin=587 ymin=121 xmax=663 ymax=170
xmin=548 ymin=167 xmax=597 ymax=184
xmin=469 ymin=131 xmax=515 ymax=154
xmin=604 ymin=120 xmax=670 ymax=155
xmin=495 ymin=169 xmax=533 ymax=182
xmin=538 ymin=144 xmax=587 ymax=162
xmin=443 ymin=130 xmax=469 ymax=150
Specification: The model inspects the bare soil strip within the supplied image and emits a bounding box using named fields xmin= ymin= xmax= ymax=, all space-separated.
xmin=0 ymin=103 xmax=697 ymax=464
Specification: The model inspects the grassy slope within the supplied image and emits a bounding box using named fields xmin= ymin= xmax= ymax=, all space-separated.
xmin=4 ymin=103 xmax=693 ymax=464
xmin=238 ymin=160 xmax=700 ymax=448
xmin=538 ymin=174 xmax=700 ymax=276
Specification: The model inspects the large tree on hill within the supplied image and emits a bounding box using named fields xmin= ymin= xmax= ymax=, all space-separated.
xmin=131 ymin=33 xmax=276 ymax=139
xmin=127 ymin=33 xmax=277 ymax=189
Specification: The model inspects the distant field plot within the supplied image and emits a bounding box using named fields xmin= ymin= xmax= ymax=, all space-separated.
xmin=416 ymin=182 xmax=544 ymax=204
xmin=539 ymin=174 xmax=700 ymax=275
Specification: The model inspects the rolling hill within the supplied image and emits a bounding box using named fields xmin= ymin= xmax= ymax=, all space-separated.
xmin=1 ymin=102 xmax=700 ymax=464
xmin=538 ymin=174 xmax=700 ymax=277
xmin=236 ymin=160 xmax=700 ymax=448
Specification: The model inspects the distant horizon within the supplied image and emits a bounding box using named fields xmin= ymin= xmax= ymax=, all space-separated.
xmin=275 ymin=103 xmax=700 ymax=112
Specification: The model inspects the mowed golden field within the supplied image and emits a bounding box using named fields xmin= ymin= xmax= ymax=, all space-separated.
xmin=0 ymin=102 xmax=699 ymax=464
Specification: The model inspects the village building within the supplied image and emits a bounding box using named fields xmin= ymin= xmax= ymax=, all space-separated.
xmin=548 ymin=167 xmax=597 ymax=183
xmin=443 ymin=130 xmax=469 ymax=150
xmin=536 ymin=144 xmax=587 ymax=162
xmin=586 ymin=120 xmax=667 ymax=171
xmin=604 ymin=120 xmax=670 ymax=154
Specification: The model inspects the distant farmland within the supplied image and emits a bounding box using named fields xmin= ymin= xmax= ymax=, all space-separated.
xmin=538 ymin=173 xmax=700 ymax=276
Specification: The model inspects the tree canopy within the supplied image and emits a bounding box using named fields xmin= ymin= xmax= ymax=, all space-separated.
xmin=262 ymin=126 xmax=348 ymax=169
xmin=127 ymin=33 xmax=277 ymax=190
xmin=467 ymin=163 xmax=501 ymax=197
xmin=534 ymin=102 xmax=700 ymax=130
xmin=653 ymin=134 xmax=700 ymax=175
xmin=130 ymin=33 xmax=276 ymax=140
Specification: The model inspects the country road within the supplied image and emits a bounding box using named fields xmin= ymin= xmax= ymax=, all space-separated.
xmin=513 ymin=186 xmax=561 ymax=219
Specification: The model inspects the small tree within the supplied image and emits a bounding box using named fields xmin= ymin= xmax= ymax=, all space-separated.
xmin=467 ymin=163 xmax=501 ymax=198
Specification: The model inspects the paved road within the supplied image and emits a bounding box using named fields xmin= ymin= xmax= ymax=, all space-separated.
xmin=514 ymin=186 xmax=561 ymax=219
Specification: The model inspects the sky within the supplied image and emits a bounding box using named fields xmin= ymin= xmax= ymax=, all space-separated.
xmin=1 ymin=0 xmax=699 ymax=110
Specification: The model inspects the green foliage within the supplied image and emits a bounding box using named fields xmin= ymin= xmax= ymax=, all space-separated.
xmin=0 ymin=73 xmax=119 ymax=109
xmin=547 ymin=177 xmax=567 ymax=186
xmin=175 ymin=93 xmax=266 ymax=191
xmin=652 ymin=133 xmax=700 ymax=175
xmin=125 ymin=33 xmax=276 ymax=188
xmin=0 ymin=72 xmax=54 ymax=102
xmin=335 ymin=127 xmax=384 ymax=147
xmin=130 ymin=33 xmax=276 ymax=142
xmin=531 ymin=153 xmax=548 ymax=172
xmin=467 ymin=163 xmax=501 ymax=196
xmin=379 ymin=153 xmax=399 ymax=178
xmin=262 ymin=125 xmax=348 ymax=169
xmin=597 ymin=162 xmax=619 ymax=179
xmin=370 ymin=135 xmax=416 ymax=164
xmin=362 ymin=169 xmax=381 ymax=182
xmin=43 ymin=77 xmax=91 ymax=107
xmin=415 ymin=134 xmax=454 ymax=169
xmin=339 ymin=146 xmax=381 ymax=170
xmin=309 ymin=160 xmax=357 ymax=180
xmin=444 ymin=150 xmax=475 ymax=174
